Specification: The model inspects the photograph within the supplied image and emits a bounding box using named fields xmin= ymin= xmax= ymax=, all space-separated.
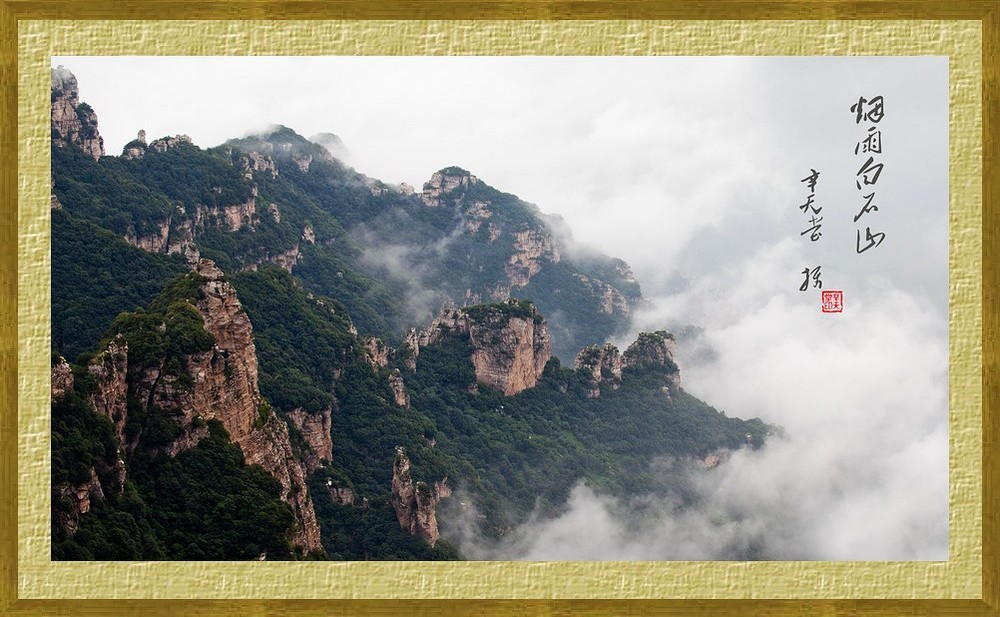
xmin=48 ymin=55 xmax=949 ymax=562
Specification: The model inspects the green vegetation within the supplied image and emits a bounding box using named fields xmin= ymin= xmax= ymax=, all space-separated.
xmin=51 ymin=209 xmax=188 ymax=362
xmin=52 ymin=417 xmax=298 ymax=560
xmin=463 ymin=298 xmax=541 ymax=325
xmin=102 ymin=273 xmax=216 ymax=372
xmin=51 ymin=111 xmax=773 ymax=561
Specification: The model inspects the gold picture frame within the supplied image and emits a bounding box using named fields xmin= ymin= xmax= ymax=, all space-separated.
xmin=1 ymin=3 xmax=996 ymax=615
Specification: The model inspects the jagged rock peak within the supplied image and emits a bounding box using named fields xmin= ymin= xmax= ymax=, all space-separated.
xmin=622 ymin=330 xmax=677 ymax=368
xmin=622 ymin=330 xmax=681 ymax=387
xmin=122 ymin=131 xmax=148 ymax=160
xmin=51 ymin=66 xmax=105 ymax=160
xmin=422 ymin=167 xmax=479 ymax=207
xmin=388 ymin=369 xmax=410 ymax=408
xmin=195 ymin=257 xmax=226 ymax=281
xmin=574 ymin=343 xmax=623 ymax=398
xmin=390 ymin=447 xmax=449 ymax=546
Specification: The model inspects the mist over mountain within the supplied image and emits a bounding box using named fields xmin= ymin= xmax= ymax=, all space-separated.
xmin=49 ymin=66 xmax=882 ymax=562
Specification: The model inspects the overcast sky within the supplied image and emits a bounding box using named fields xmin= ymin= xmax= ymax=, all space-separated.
xmin=54 ymin=55 xmax=950 ymax=560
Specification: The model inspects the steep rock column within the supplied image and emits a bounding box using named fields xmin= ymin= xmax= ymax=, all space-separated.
xmin=141 ymin=259 xmax=324 ymax=554
xmin=390 ymin=446 xmax=449 ymax=547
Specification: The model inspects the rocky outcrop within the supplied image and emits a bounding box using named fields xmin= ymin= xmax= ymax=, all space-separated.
xmin=464 ymin=200 xmax=493 ymax=234
xmin=86 ymin=335 xmax=129 ymax=447
xmin=622 ymin=330 xmax=680 ymax=387
xmin=287 ymin=407 xmax=333 ymax=473
xmin=390 ymin=447 xmax=449 ymax=546
xmin=302 ymin=224 xmax=316 ymax=244
xmin=421 ymin=168 xmax=478 ymax=207
xmin=240 ymin=409 xmax=322 ymax=552
xmin=122 ymin=130 xmax=148 ymax=160
xmin=362 ymin=336 xmax=390 ymax=370
xmin=388 ymin=369 xmax=410 ymax=408
xmin=125 ymin=220 xmax=171 ymax=253
xmin=574 ymin=274 xmax=630 ymax=316
xmin=51 ymin=66 xmax=104 ymax=160
xmin=292 ymin=153 xmax=313 ymax=172
xmin=240 ymin=151 xmax=279 ymax=179
xmin=149 ymin=134 xmax=193 ymax=153
xmin=51 ymin=356 xmax=74 ymax=400
xmin=55 ymin=468 xmax=105 ymax=535
xmin=265 ymin=244 xmax=301 ymax=272
xmin=324 ymin=482 xmax=355 ymax=506
xmin=418 ymin=300 xmax=551 ymax=396
xmin=574 ymin=343 xmax=623 ymax=398
xmin=124 ymin=259 xmax=322 ymax=553
xmin=401 ymin=328 xmax=421 ymax=372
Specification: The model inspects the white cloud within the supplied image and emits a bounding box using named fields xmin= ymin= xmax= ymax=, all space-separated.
xmin=446 ymin=240 xmax=948 ymax=560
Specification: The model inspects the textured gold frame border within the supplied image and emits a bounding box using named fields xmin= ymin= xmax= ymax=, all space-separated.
xmin=1 ymin=3 xmax=995 ymax=616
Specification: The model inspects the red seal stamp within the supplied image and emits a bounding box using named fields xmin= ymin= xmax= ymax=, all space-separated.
xmin=821 ymin=290 xmax=843 ymax=313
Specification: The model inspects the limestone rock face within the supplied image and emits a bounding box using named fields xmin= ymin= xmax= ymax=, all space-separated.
xmin=288 ymin=407 xmax=333 ymax=473
xmin=51 ymin=356 xmax=74 ymax=400
xmin=421 ymin=168 xmax=478 ymax=207
xmin=464 ymin=200 xmax=493 ymax=234
xmin=51 ymin=66 xmax=105 ymax=160
xmin=390 ymin=447 xmax=449 ymax=546
xmin=125 ymin=220 xmax=171 ymax=254
xmin=401 ymin=328 xmax=421 ymax=372
xmin=265 ymin=244 xmax=301 ymax=272
xmin=469 ymin=315 xmax=550 ymax=396
xmin=418 ymin=301 xmax=551 ymax=396
xmin=574 ymin=343 xmax=623 ymax=398
xmin=292 ymin=153 xmax=313 ymax=172
xmin=123 ymin=130 xmax=148 ymax=160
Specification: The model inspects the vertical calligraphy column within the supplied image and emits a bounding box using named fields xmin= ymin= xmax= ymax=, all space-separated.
xmin=851 ymin=95 xmax=887 ymax=254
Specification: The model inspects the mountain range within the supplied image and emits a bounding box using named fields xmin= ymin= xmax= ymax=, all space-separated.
xmin=49 ymin=66 xmax=772 ymax=560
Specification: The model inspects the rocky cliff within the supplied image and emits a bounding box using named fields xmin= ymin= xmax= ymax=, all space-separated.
xmin=390 ymin=446 xmax=450 ymax=546
xmin=288 ymin=407 xmax=334 ymax=473
xmin=51 ymin=66 xmax=105 ymax=160
xmin=80 ymin=259 xmax=323 ymax=553
xmin=416 ymin=300 xmax=552 ymax=396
